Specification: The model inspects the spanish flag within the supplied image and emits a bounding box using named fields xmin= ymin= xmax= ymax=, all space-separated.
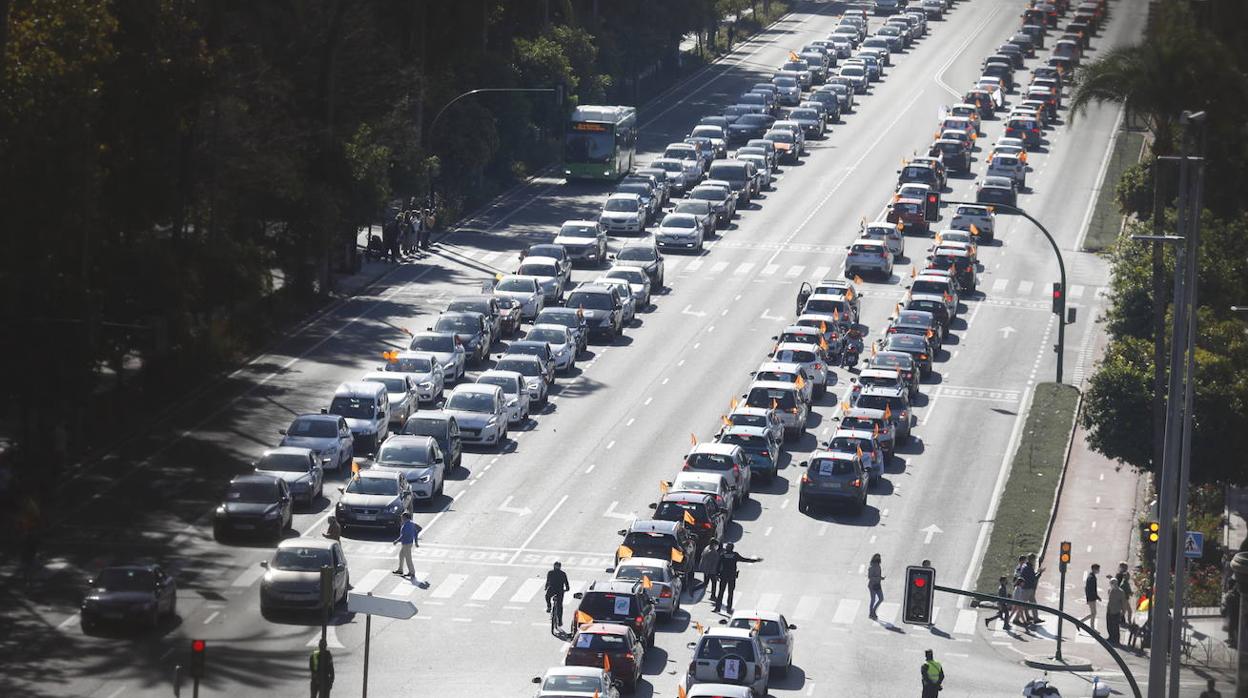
xmin=854 ymin=275 xmax=864 ymax=285
xmin=678 ymin=685 xmax=688 ymax=698
xmin=683 ymin=510 xmax=696 ymax=526
xmin=351 ymin=460 xmax=360 ymax=475
xmin=789 ymin=50 xmax=800 ymax=61
xmin=795 ymin=374 xmax=806 ymax=390
xmin=617 ymin=544 xmax=633 ymax=560
xmin=730 ymin=397 xmax=739 ymax=411
xmin=671 ymin=547 xmax=685 ymax=563
xmin=576 ymin=609 xmax=594 ymax=626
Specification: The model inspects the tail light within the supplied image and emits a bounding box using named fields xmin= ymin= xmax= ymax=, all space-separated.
xmin=733 ymin=464 xmax=741 ymax=474
xmin=928 ymin=194 xmax=937 ymax=203
xmin=635 ymin=616 xmax=643 ymax=626
xmin=814 ymin=363 xmax=822 ymax=370
xmin=625 ymin=652 xmax=635 ymax=661
xmin=702 ymin=521 xmax=712 ymax=529
xmin=790 ymin=407 xmax=799 ymax=414
xmin=660 ymin=588 xmax=673 ymax=598
xmin=801 ymin=474 xmax=812 ymax=484
xmin=851 ymin=478 xmax=862 ymax=488
xmin=919 ymin=354 xmax=928 ymax=360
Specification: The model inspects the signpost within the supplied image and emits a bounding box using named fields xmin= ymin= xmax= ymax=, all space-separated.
xmin=1183 ymin=531 xmax=1204 ymax=559
xmin=348 ymin=592 xmax=418 ymax=698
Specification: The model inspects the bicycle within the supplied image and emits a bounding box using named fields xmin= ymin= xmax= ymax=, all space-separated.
xmin=548 ymin=592 xmax=569 ymax=639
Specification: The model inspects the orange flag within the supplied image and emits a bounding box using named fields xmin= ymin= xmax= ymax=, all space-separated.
xmin=576 ymin=609 xmax=594 ymax=626
xmin=884 ymin=404 xmax=893 ymax=420
xmin=910 ymin=266 xmax=917 ymax=278
xmin=693 ymin=621 xmax=705 ymax=635
xmin=721 ymin=415 xmax=733 ymax=427
xmin=683 ymin=510 xmax=696 ymax=526
xmin=854 ymin=275 xmax=864 ymax=285
xmin=617 ymin=545 xmax=633 ymax=560
xmin=689 ymin=432 xmax=698 ymax=446
xmin=642 ymin=575 xmax=653 ymax=590
xmin=840 ymin=401 xmax=850 ymax=412
xmin=351 ymin=460 xmax=360 ymax=475
xmin=795 ymin=374 xmax=806 ymax=390
xmin=730 ymin=397 xmax=739 ymax=411
xmin=833 ymin=309 xmax=841 ymax=323
xmin=659 ymin=480 xmax=670 ymax=494
xmin=771 ymin=398 xmax=779 ymax=410
xmin=678 ymin=685 xmax=688 ymax=698
xmin=671 ymin=547 xmax=685 ymax=563
xmin=604 ymin=653 xmax=611 ymax=672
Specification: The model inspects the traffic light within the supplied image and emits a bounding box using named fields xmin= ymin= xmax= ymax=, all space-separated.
xmin=903 ymin=565 xmax=936 ymax=625
xmin=1147 ymin=521 xmax=1160 ymax=544
xmin=1059 ymin=540 xmax=1072 ymax=572
xmin=189 ymin=639 xmax=206 ymax=680
xmin=1051 ymin=282 xmax=1064 ymax=315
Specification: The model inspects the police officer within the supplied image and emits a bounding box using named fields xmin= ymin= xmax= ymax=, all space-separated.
xmin=713 ymin=542 xmax=762 ymax=613
xmin=920 ymin=649 xmax=943 ymax=698
xmin=310 ymin=638 xmax=335 ymax=697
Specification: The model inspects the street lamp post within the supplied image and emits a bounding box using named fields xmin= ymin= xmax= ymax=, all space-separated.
xmin=943 ymin=200 xmax=1069 ymax=383
xmin=1232 ymin=553 xmax=1248 ymax=698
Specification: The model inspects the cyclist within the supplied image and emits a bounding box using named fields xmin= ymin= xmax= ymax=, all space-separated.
xmin=545 ymin=561 xmax=570 ymax=626
xmin=842 ymin=327 xmax=864 ymax=369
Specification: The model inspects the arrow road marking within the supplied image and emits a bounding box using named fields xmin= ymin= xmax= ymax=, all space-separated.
xmin=498 ymin=496 xmax=532 ymax=516
xmin=921 ymin=524 xmax=944 ymax=545
xmin=760 ymin=308 xmax=785 ymax=321
xmin=603 ymin=500 xmax=636 ymax=520
xmin=998 ymin=326 xmax=1016 ymax=338
xmin=682 ymin=305 xmax=707 ymax=317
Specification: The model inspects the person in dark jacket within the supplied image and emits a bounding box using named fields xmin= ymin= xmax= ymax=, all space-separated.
xmin=310 ymin=639 xmax=335 ymax=697
xmin=713 ymin=542 xmax=762 ymax=613
xmin=698 ymin=540 xmax=721 ymax=598
xmin=1080 ymin=563 xmax=1101 ymax=631
xmin=382 ymin=215 xmax=401 ymax=263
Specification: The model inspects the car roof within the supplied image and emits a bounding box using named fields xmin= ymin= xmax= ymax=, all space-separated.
xmin=845 ymin=406 xmax=886 ymax=418
xmin=451 ymin=383 xmax=502 ymax=396
xmin=661 ymin=490 xmax=716 ymax=504
xmin=586 ymin=579 xmax=642 ymax=594
xmin=702 ymin=627 xmax=756 ymax=640
xmin=293 ymin=412 xmax=341 ymax=423
xmin=355 ymin=468 xmax=401 ymax=481
xmin=380 ymin=434 xmax=436 ymax=449
xmin=618 ymin=556 xmax=673 ymax=569
xmin=276 ymin=536 xmax=337 ymax=551
xmin=544 ymin=666 xmax=606 ymax=679
xmin=263 ymin=446 xmax=313 ymax=457
xmin=627 ymin=519 xmax=681 ymax=534
xmin=689 ymin=441 xmax=740 ymax=456
xmin=749 ymin=380 xmax=798 ymax=392
xmin=721 ymin=425 xmax=769 ymax=438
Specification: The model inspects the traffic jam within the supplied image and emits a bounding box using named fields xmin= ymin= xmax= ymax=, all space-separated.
xmin=77 ymin=0 xmax=1107 ymax=695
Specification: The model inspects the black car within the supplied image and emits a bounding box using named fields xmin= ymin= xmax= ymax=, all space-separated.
xmin=897 ymin=163 xmax=941 ymax=191
xmin=80 ymin=564 xmax=177 ymax=632
xmin=726 ymin=113 xmax=775 ymax=143
xmin=564 ymin=286 xmax=623 ymax=339
xmin=615 ymin=520 xmax=698 ymax=581
xmin=612 ymin=243 xmax=665 ymax=287
xmin=402 ymin=411 xmax=463 ymax=469
xmin=572 ymin=580 xmax=657 ymax=647
xmin=650 ymin=491 xmax=727 ymax=550
xmin=503 ymin=340 xmax=556 ymax=383
xmin=930 ymin=139 xmax=971 ymax=173
xmin=213 ymin=474 xmax=293 ymax=541
xmin=432 ymin=311 xmax=492 ymax=364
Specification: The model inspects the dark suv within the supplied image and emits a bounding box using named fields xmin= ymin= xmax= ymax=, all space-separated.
xmin=650 ymin=491 xmax=727 ymax=551
xmin=565 ymin=285 xmax=624 ymax=340
xmin=616 ymin=519 xmax=698 ymax=582
xmin=402 ymin=411 xmax=463 ymax=469
xmin=572 ymin=580 xmax=657 ymax=647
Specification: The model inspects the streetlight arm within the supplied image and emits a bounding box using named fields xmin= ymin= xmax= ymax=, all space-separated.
xmin=426 ymin=88 xmax=557 ymax=146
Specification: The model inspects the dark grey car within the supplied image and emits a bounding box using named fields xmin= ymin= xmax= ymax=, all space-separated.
xmin=213 ymin=474 xmax=292 ymax=541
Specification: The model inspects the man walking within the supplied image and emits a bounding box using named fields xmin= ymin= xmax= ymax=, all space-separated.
xmin=986 ymin=576 xmax=1012 ymax=630
xmin=1080 ymin=563 xmax=1101 ymax=631
xmin=1106 ymin=577 xmax=1128 ymax=645
xmin=309 ymin=638 xmax=335 ymax=697
xmin=713 ymin=542 xmax=762 ymax=613
xmin=419 ymin=208 xmax=434 ymax=250
xmin=1020 ymin=553 xmax=1044 ymax=624
xmin=867 ymin=553 xmax=885 ymax=620
xmin=545 ymin=561 xmax=570 ymax=613
xmin=392 ymin=512 xmax=425 ymax=585
xmin=920 ymin=649 xmax=944 ymax=698
xmin=698 ymin=540 xmax=721 ymax=598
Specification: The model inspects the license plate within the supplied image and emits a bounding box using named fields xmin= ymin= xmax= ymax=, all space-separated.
xmin=356 ymin=514 xmax=376 ymax=521
xmin=234 ymin=523 xmax=254 ymax=530
xmin=102 ymin=611 xmax=124 ymax=619
xmin=824 ymin=482 xmax=842 ymax=489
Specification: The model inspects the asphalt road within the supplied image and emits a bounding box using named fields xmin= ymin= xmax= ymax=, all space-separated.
xmin=4 ymin=1 xmax=1150 ymax=696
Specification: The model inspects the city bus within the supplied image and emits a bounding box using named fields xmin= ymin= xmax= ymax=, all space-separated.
xmin=563 ymin=105 xmax=637 ymax=181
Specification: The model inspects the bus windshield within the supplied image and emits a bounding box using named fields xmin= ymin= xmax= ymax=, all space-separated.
xmin=565 ymin=124 xmax=614 ymax=163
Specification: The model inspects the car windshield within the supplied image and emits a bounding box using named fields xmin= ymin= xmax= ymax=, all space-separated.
xmin=96 ymin=568 xmax=155 ymax=591
xmin=365 ymin=376 xmax=408 ymax=393
xmin=790 ymin=109 xmax=819 ymax=120
xmin=663 ymin=216 xmax=696 ymax=229
xmin=851 ymin=244 xmax=882 ymax=254
xmin=388 ymin=356 xmax=433 ymax=373
xmin=664 ymin=147 xmax=697 ymax=160
xmin=909 ymin=300 xmax=945 ymax=316
xmin=831 ymin=436 xmax=873 ymax=453
xmin=616 ymin=565 xmax=668 ymax=582
xmin=377 ymin=442 xmax=433 ymax=466
xmin=688 ymin=190 xmax=719 ymax=203
xmin=912 ymin=280 xmax=948 ymax=295
xmin=720 ymin=432 xmax=769 ymax=449
xmin=225 ymin=480 xmax=277 ymax=503
xmin=728 ymin=413 xmax=767 ymax=429
xmin=888 ymin=334 xmax=928 ymax=351
xmin=526 ymin=328 xmax=566 ymax=345
xmin=655 ymin=160 xmax=683 ymax=173
xmin=674 ymin=202 xmax=709 ymax=216
xmin=655 ymin=501 xmax=707 ymax=522
xmin=781 ymin=333 xmax=818 ymax=346
xmin=518 ymin=262 xmax=557 ymax=278
xmin=841 ymin=416 xmax=879 ymax=431
xmin=560 ymin=224 xmax=597 ymax=239
xmin=686 ymin=452 xmax=734 ymax=471
xmin=697 ymin=637 xmax=756 ymax=661
xmin=746 ymin=387 xmax=796 ymax=409
xmin=756 ymin=370 xmax=796 ymax=383
xmin=272 ymin=547 xmax=334 ymax=572
xmin=810 ymin=458 xmax=855 ymax=477
xmin=606 ymin=268 xmax=646 ymax=284
xmin=767 ymin=131 xmax=795 ymax=143
xmin=404 ymin=417 xmax=447 ymax=438
xmin=446 ymin=392 xmax=496 ymax=413
xmin=436 ymin=316 xmax=477 ymax=333
xmin=617 ymin=183 xmax=649 ymax=197
xmin=410 ymin=335 xmax=456 ymax=352
xmin=622 ymin=532 xmax=678 ymax=559
xmin=544 ymin=674 xmax=605 ymax=692
xmin=257 ymin=453 xmax=309 ymax=473
xmin=288 ymin=418 xmax=337 ymax=438
xmin=329 ymin=396 xmax=374 ymax=419
xmin=773 ymin=77 xmax=798 ymax=88
xmin=618 ymin=247 xmax=656 ymax=262
xmin=872 ymin=353 xmax=912 ymax=370
xmin=496 ymin=278 xmax=537 ymax=293
xmin=728 ymin=617 xmax=783 ymax=635
xmin=567 ymin=292 xmax=613 ymax=310
xmin=345 ymin=476 xmax=399 ymax=496
xmin=604 ymin=198 xmax=638 ymax=213
xmin=804 ymin=299 xmax=846 ymax=314
xmin=535 ymin=311 xmax=577 ymax=328
xmin=477 ymin=376 xmax=518 ymax=394
xmin=578 ymin=593 xmax=636 ymax=619
xmin=496 ymin=358 xmax=540 ymax=377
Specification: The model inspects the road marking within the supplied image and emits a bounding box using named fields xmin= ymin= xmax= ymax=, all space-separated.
xmin=933 ymin=3 xmax=1004 ymax=97
xmin=832 ymin=598 xmax=860 ymax=624
xmin=507 ymin=494 xmax=569 ymax=566
xmin=604 ymin=501 xmax=635 ymax=520
xmin=876 ymin=602 xmax=899 ymax=625
xmin=644 ymin=397 xmax=653 ymax=405
xmin=735 ymin=263 xmax=755 ymax=275
xmin=231 ymin=566 xmax=265 ymax=588
xmin=758 ymin=592 xmax=782 ymax=611
xmin=760 ymin=308 xmax=784 ymax=321
xmin=785 ymin=265 xmax=806 ymax=278
xmin=685 ymin=260 xmax=703 ymax=272
xmin=431 ymin=573 xmax=469 ymax=599
xmin=390 ymin=580 xmax=419 ymax=597
xmin=510 ymin=578 xmax=544 ymax=604
xmin=762 ymin=264 xmax=780 ymax=276
xmin=470 ymin=575 xmax=508 ymax=601
xmin=58 ymin=613 xmax=80 ymax=630
xmin=355 ymin=568 xmax=392 ymax=594
xmin=764 ymin=526 xmax=773 ymax=536
xmin=1068 ymin=284 xmax=1085 ymax=298
xmin=953 ymin=609 xmax=978 ymax=635
xmin=711 ymin=261 xmax=729 ymax=274
xmin=682 ymin=305 xmax=707 ymax=317
xmin=1017 ymin=280 xmax=1034 ymax=295
xmin=203 ymin=611 xmax=220 ymax=625
xmin=626 ymin=418 xmax=635 ymax=426
xmin=606 ymin=440 xmax=616 ymax=450
xmin=793 ymin=595 xmax=821 ymax=620
xmin=812 ymin=266 xmax=831 ymax=279
xmin=992 ymin=278 xmax=1009 ymax=292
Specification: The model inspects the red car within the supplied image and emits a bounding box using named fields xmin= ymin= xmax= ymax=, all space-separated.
xmin=886 ymin=198 xmax=929 ymax=235
xmin=565 ymin=623 xmax=645 ymax=692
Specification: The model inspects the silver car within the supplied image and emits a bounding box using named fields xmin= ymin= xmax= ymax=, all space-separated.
xmin=370 ymin=434 xmax=445 ymax=500
xmin=476 ymin=369 xmax=532 ymax=424
xmin=726 ymin=610 xmax=797 ymax=677
xmin=686 ymin=628 xmax=770 ymax=696
xmin=408 ymin=331 xmax=467 ymax=383
xmin=259 ymin=538 xmax=349 ymax=615
xmin=516 ymin=256 xmax=566 ymax=305
xmin=382 ymin=350 xmax=445 ymax=403
xmin=603 ymin=266 xmax=653 ymax=308
xmin=278 ymin=413 xmax=354 ymax=471
xmin=744 ymin=381 xmax=808 ymax=440
xmin=494 ymin=354 xmax=549 ymax=405
xmin=524 ymin=324 xmax=577 ymax=373
xmin=443 ymin=384 xmax=508 ymax=447
xmin=611 ymin=557 xmax=683 ymax=619
xmin=655 ymin=212 xmax=705 ymax=253
xmin=554 ymin=220 xmax=609 ymax=265
xmin=844 ymin=237 xmax=894 ymax=279
xmin=493 ymin=274 xmax=544 ymax=320
xmin=360 ymin=371 xmax=418 ymax=426
xmin=591 ymin=278 xmax=637 ymax=325
xmin=253 ymin=447 xmax=324 ymax=506
xmin=600 ymin=193 xmax=646 ymax=234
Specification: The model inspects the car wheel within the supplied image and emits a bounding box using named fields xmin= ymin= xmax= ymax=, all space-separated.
xmin=798 ymin=496 xmax=810 ymax=514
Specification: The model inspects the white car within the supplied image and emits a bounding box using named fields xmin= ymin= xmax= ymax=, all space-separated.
xmin=862 ymin=221 xmax=905 ymax=258
xmin=724 ymin=609 xmax=797 ymax=677
xmin=553 ymin=220 xmax=609 ymax=266
xmin=381 ymin=350 xmax=445 ymax=403
xmin=602 ymin=266 xmax=653 ymax=308
xmin=600 ymin=193 xmax=646 ymax=234
xmin=524 ymin=324 xmax=577 ymax=373
xmin=476 ymin=370 xmax=531 ymax=425
xmin=736 ymin=152 xmax=773 ymax=189
xmin=950 ymin=203 xmax=996 ymax=241
xmin=688 ymin=124 xmax=728 ymax=158
xmin=655 ymin=212 xmax=705 ymax=253
xmin=838 ymin=64 xmax=869 ymax=93
xmin=492 ymin=274 xmax=544 ymax=320
xmin=668 ymin=471 xmax=736 ymax=519
xmin=685 ymin=627 xmax=770 ymax=696
xmin=844 ymin=237 xmax=894 ymax=279
xmin=987 ymin=152 xmax=1027 ymax=188
xmin=442 ymin=384 xmax=508 ymax=447
xmin=360 ymin=371 xmax=418 ymax=426
xmin=516 ymin=256 xmax=566 ymax=305
xmin=532 ymin=666 xmax=619 ymax=698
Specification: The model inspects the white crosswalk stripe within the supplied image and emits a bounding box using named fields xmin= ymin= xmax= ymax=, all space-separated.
xmin=431 ymin=573 xmax=469 ymax=599
xmin=353 ymin=568 xmax=392 ymax=594
xmin=785 ymin=265 xmax=806 ymax=278
xmin=390 ymin=579 xmax=421 ymax=597
xmin=832 ymin=598 xmax=860 ymax=624
xmin=470 ymin=575 xmax=508 ymax=601
xmin=811 ymin=266 xmax=831 ymax=280
xmin=757 ymin=592 xmax=782 ymax=611
xmin=992 ymin=278 xmax=1009 ymax=292
xmin=1068 ymin=284 xmax=1085 ymax=298
xmin=685 ymin=259 xmax=703 ymax=272
xmin=478 ymin=251 xmax=503 ymax=264
xmin=953 ymin=609 xmax=979 ymax=636
xmin=1017 ymin=280 xmax=1034 ymax=295
xmin=735 ymin=262 xmax=755 ymax=275
xmin=509 ymin=577 xmax=544 ymax=604
xmin=876 ymin=601 xmax=899 ymax=625
xmin=793 ymin=595 xmax=821 ymax=620
xmin=710 ymin=261 xmax=729 ymax=274
xmin=762 ymin=264 xmax=780 ymax=276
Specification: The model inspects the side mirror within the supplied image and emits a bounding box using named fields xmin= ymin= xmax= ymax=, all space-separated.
xmin=531 ymin=677 xmax=541 ymax=684
xmin=765 ymin=647 xmax=775 ymax=654
xmin=788 ymin=623 xmax=798 ymax=629
xmin=617 ymin=529 xmax=627 ymax=536
xmin=648 ymin=502 xmax=657 ymax=509
xmin=572 ymin=592 xmax=583 ymax=600
xmin=799 ymin=461 xmax=809 ymax=468
xmin=605 ymin=567 xmax=616 ymax=573
xmin=278 ymin=429 xmax=288 ymax=436
xmin=260 ymin=560 xmax=269 ymax=569
xmin=337 ymin=487 xmax=345 ymax=494
xmin=686 ymin=641 xmax=698 ymax=649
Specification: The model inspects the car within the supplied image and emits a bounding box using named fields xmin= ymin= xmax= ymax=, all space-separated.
xmin=770 ymin=73 xmax=802 ymax=106
xmin=785 ymin=107 xmax=825 ymax=139
xmin=651 ymin=490 xmax=728 ymax=551
xmin=861 ymin=221 xmax=906 ymax=258
xmin=600 ymin=193 xmax=647 ymax=234
xmin=612 ymin=242 xmax=665 ymax=288
xmin=873 ymin=27 xmax=904 ymax=52
xmin=369 ymin=434 xmax=445 ymax=501
xmin=737 ymin=91 xmax=774 ymax=117
xmin=689 ymin=124 xmax=728 ymax=158
xmin=525 ymin=323 xmax=578 ymax=372
xmin=798 ymin=450 xmax=868 ymax=513
xmin=253 ymin=446 xmax=324 ymax=506
xmin=933 ymin=228 xmax=978 ymax=262
xmin=987 ymin=152 xmax=1027 ymax=189
xmin=993 ymin=137 xmax=1029 ymax=164
xmin=565 ymin=285 xmax=624 ymax=339
xmin=798 ymin=51 xmax=829 ymax=83
xmin=476 ymin=369 xmax=531 ymax=425
xmin=609 ymin=557 xmax=684 ymax=620
xmin=491 ymin=274 xmax=544 ymax=321
xmin=837 ymin=64 xmax=869 ymax=93
xmin=946 ymin=104 xmax=982 ymax=136
xmin=601 ymin=266 xmax=653 ymax=310
xmin=564 ymin=622 xmax=645 ymax=692
xmin=616 ymin=179 xmax=660 ymax=223
xmin=522 ymin=243 xmax=574 ymax=280
xmin=80 ymin=564 xmax=177 ymax=632
xmin=684 ymin=136 xmax=719 ymax=170
xmin=851 ymin=365 xmax=912 ymax=401
xmin=803 ymin=92 xmax=841 ymax=123
xmin=328 ymin=381 xmax=391 ymax=455
xmin=763 ymin=128 xmax=800 ymax=164
xmin=407 ymin=331 xmax=467 ymax=383
xmin=534 ymin=307 xmax=589 ymax=354
xmin=401 ymin=411 xmax=463 ymax=470
xmin=743 ymin=381 xmax=808 ymax=440
xmin=533 ymin=666 xmax=620 ymax=698
xmin=686 ymin=184 xmax=733 ymax=228
xmin=844 ymin=238 xmax=894 ymax=279
xmin=382 ymin=350 xmax=446 ymax=403
xmin=668 ymin=471 xmax=736 ymax=519
xmin=727 ymin=112 xmax=776 ymax=143
xmin=779 ymin=59 xmax=813 ymax=88
xmin=723 ymin=405 xmax=785 ymax=446
xmin=723 ymin=610 xmax=797 ymax=677
xmin=910 ymin=273 xmax=959 ymax=316
xmin=683 ymin=441 xmax=751 ymax=505
xmin=442 ymin=383 xmax=508 ymax=447
xmin=515 ymin=255 xmax=567 ymax=306
xmin=926 ymin=247 xmax=978 ymax=293
xmin=685 ymin=627 xmax=770 ymax=696
xmin=897 ymin=162 xmax=941 ymax=192
xmin=828 ymin=428 xmax=886 ymax=484
xmin=334 ymin=469 xmax=412 ymax=531
xmin=929 ymin=139 xmax=971 ymax=173
xmin=655 ymin=212 xmax=705 ymax=253
xmin=494 ymin=354 xmax=551 ymax=405
xmin=615 ymin=519 xmax=698 ymax=582
xmin=671 ymin=198 xmax=716 ymax=237
xmin=976 ymin=175 xmax=1018 ymax=207
xmin=922 ymin=0 xmax=945 ymax=18
xmin=878 ymin=331 xmax=934 ymax=387
xmin=772 ymin=342 xmax=829 ymax=398
xmin=506 ymin=339 xmax=559 ymax=383
xmin=735 ymin=152 xmax=773 ymax=191
xmin=213 ymin=474 xmax=292 ymax=541
xmin=838 ymin=406 xmax=897 ymax=456
xmin=635 ymin=167 xmax=673 ymax=206
xmin=651 ymin=157 xmax=691 ymax=196
xmin=773 ymin=323 xmax=837 ymax=358
xmin=830 ymin=24 xmax=862 ymax=46
xmin=708 ymin=159 xmax=759 ymax=203
xmin=744 ymin=138 xmax=780 ymax=170
xmin=663 ymin=142 xmax=707 ymax=181
xmin=432 ymin=311 xmax=493 ymax=365
xmin=717 ymin=425 xmax=780 ymax=482
xmin=278 ymin=413 xmax=354 ymax=471
xmin=950 ymin=203 xmax=996 ymax=241
xmin=360 ymin=371 xmax=419 ymax=427
xmin=1005 ymin=115 xmax=1043 ymax=149
xmin=589 ymin=278 xmax=637 ymax=325
xmin=753 ymin=360 xmax=813 ymax=404
xmin=259 ymin=538 xmax=349 ymax=616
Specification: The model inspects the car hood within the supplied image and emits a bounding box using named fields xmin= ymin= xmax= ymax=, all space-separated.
xmin=279 ymin=435 xmax=338 ymax=452
xmin=84 ymin=590 xmax=155 ymax=606
xmin=375 ymin=463 xmax=434 ymax=481
xmin=581 ymin=309 xmax=612 ymax=323
xmin=219 ymin=501 xmax=278 ymax=516
xmin=443 ymin=408 xmax=494 ymax=428
xmin=422 ymin=350 xmax=458 ymax=366
xmin=494 ymin=290 xmax=537 ymax=303
xmin=344 ymin=417 xmax=378 ymax=432
xmin=601 ymin=211 xmax=640 ymax=219
xmin=339 ymin=492 xmax=401 ymax=508
xmin=553 ymin=236 xmax=596 ymax=248
xmin=616 ymin=259 xmax=656 ymax=272
xmin=658 ymin=226 xmax=698 ymax=236
xmin=255 ymin=469 xmax=312 ymax=485
xmin=264 ymin=568 xmax=323 ymax=587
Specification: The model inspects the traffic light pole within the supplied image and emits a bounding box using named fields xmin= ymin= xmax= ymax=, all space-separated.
xmin=943 ymin=200 xmax=1068 ymax=383
xmin=1056 ymin=564 xmax=1067 ymax=661
xmin=933 ymin=584 xmax=1141 ymax=698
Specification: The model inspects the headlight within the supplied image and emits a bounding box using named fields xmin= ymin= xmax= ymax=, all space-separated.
xmin=486 ymin=418 xmax=498 ymax=427
xmin=324 ymin=443 xmax=337 ymax=454
xmin=416 ymin=475 xmax=431 ymax=483
xmin=418 ymin=381 xmax=433 ymax=389
xmin=387 ymin=503 xmax=403 ymax=513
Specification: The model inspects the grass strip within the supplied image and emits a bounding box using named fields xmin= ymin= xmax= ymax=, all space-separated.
xmin=1083 ymin=129 xmax=1146 ymax=252
xmin=975 ymin=383 xmax=1081 ymax=593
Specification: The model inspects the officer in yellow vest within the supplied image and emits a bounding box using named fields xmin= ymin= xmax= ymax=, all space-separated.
xmin=921 ymin=649 xmax=944 ymax=697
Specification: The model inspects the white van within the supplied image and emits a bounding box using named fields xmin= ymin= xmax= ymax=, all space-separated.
xmin=328 ymin=381 xmax=390 ymax=456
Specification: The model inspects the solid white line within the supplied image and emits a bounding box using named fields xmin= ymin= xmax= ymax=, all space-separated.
xmin=933 ymin=4 xmax=1005 ymax=97
xmin=508 ymin=494 xmax=569 ymax=565
xmin=58 ymin=613 xmax=80 ymax=630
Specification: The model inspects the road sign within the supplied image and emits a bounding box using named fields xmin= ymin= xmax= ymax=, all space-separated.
xmin=1184 ymin=531 xmax=1204 ymax=559
xmin=348 ymin=592 xmax=418 ymax=620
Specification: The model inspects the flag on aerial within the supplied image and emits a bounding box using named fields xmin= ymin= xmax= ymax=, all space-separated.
xmin=678 ymin=685 xmax=688 ymax=698
xmin=671 ymin=547 xmax=684 ymax=563
xmin=689 ymin=432 xmax=697 ymax=446
xmin=576 ymin=609 xmax=594 ymax=626
xmin=884 ymin=405 xmax=893 ymax=420
xmin=351 ymin=460 xmax=360 ymax=475
xmin=659 ymin=480 xmax=670 ymax=494
xmin=642 ymin=575 xmax=653 ymax=590
xmin=722 ymin=415 xmax=733 ymax=427
xmin=730 ymin=397 xmax=739 ymax=411
xmin=683 ymin=510 xmax=696 ymax=526
xmin=854 ymin=275 xmax=864 ymax=285
xmin=840 ymin=401 xmax=851 ymax=412
xmin=795 ymin=374 xmax=806 ymax=390
xmin=617 ymin=545 xmax=633 ymax=560
xmin=604 ymin=654 xmax=611 ymax=672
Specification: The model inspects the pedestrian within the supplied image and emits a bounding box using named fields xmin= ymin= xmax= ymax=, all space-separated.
xmin=1021 ymin=553 xmax=1044 ymax=624
xmin=1010 ymin=576 xmax=1029 ymax=627
xmin=309 ymin=639 xmax=335 ymax=698
xmin=1113 ymin=560 xmax=1132 ymax=599
xmin=713 ymin=542 xmax=762 ymax=613
xmin=401 ymin=211 xmax=417 ymax=255
xmin=322 ymin=516 xmax=341 ymax=541
xmin=727 ymin=24 xmax=735 ymax=51
xmin=1198 ymin=679 xmax=1224 ymax=698
xmin=867 ymin=553 xmax=885 ymax=620
xmin=419 ymin=208 xmax=434 ymax=249
xmin=698 ymin=540 xmax=722 ymax=599
xmin=382 ymin=215 xmax=401 ymax=263
xmin=1079 ymin=563 xmax=1101 ymax=631
xmin=1106 ymin=577 xmax=1128 ymax=645
xmin=986 ymin=576 xmax=1012 ymax=630
xmin=392 ymin=512 xmax=425 ymax=585
xmin=1224 ymin=577 xmax=1240 ymax=649
xmin=544 ymin=561 xmax=570 ymax=613
xmin=920 ymin=648 xmax=944 ymax=698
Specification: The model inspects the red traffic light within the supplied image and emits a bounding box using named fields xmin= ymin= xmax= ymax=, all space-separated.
xmin=913 ymin=577 xmax=927 ymax=588
xmin=192 ymin=639 xmax=206 ymax=653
